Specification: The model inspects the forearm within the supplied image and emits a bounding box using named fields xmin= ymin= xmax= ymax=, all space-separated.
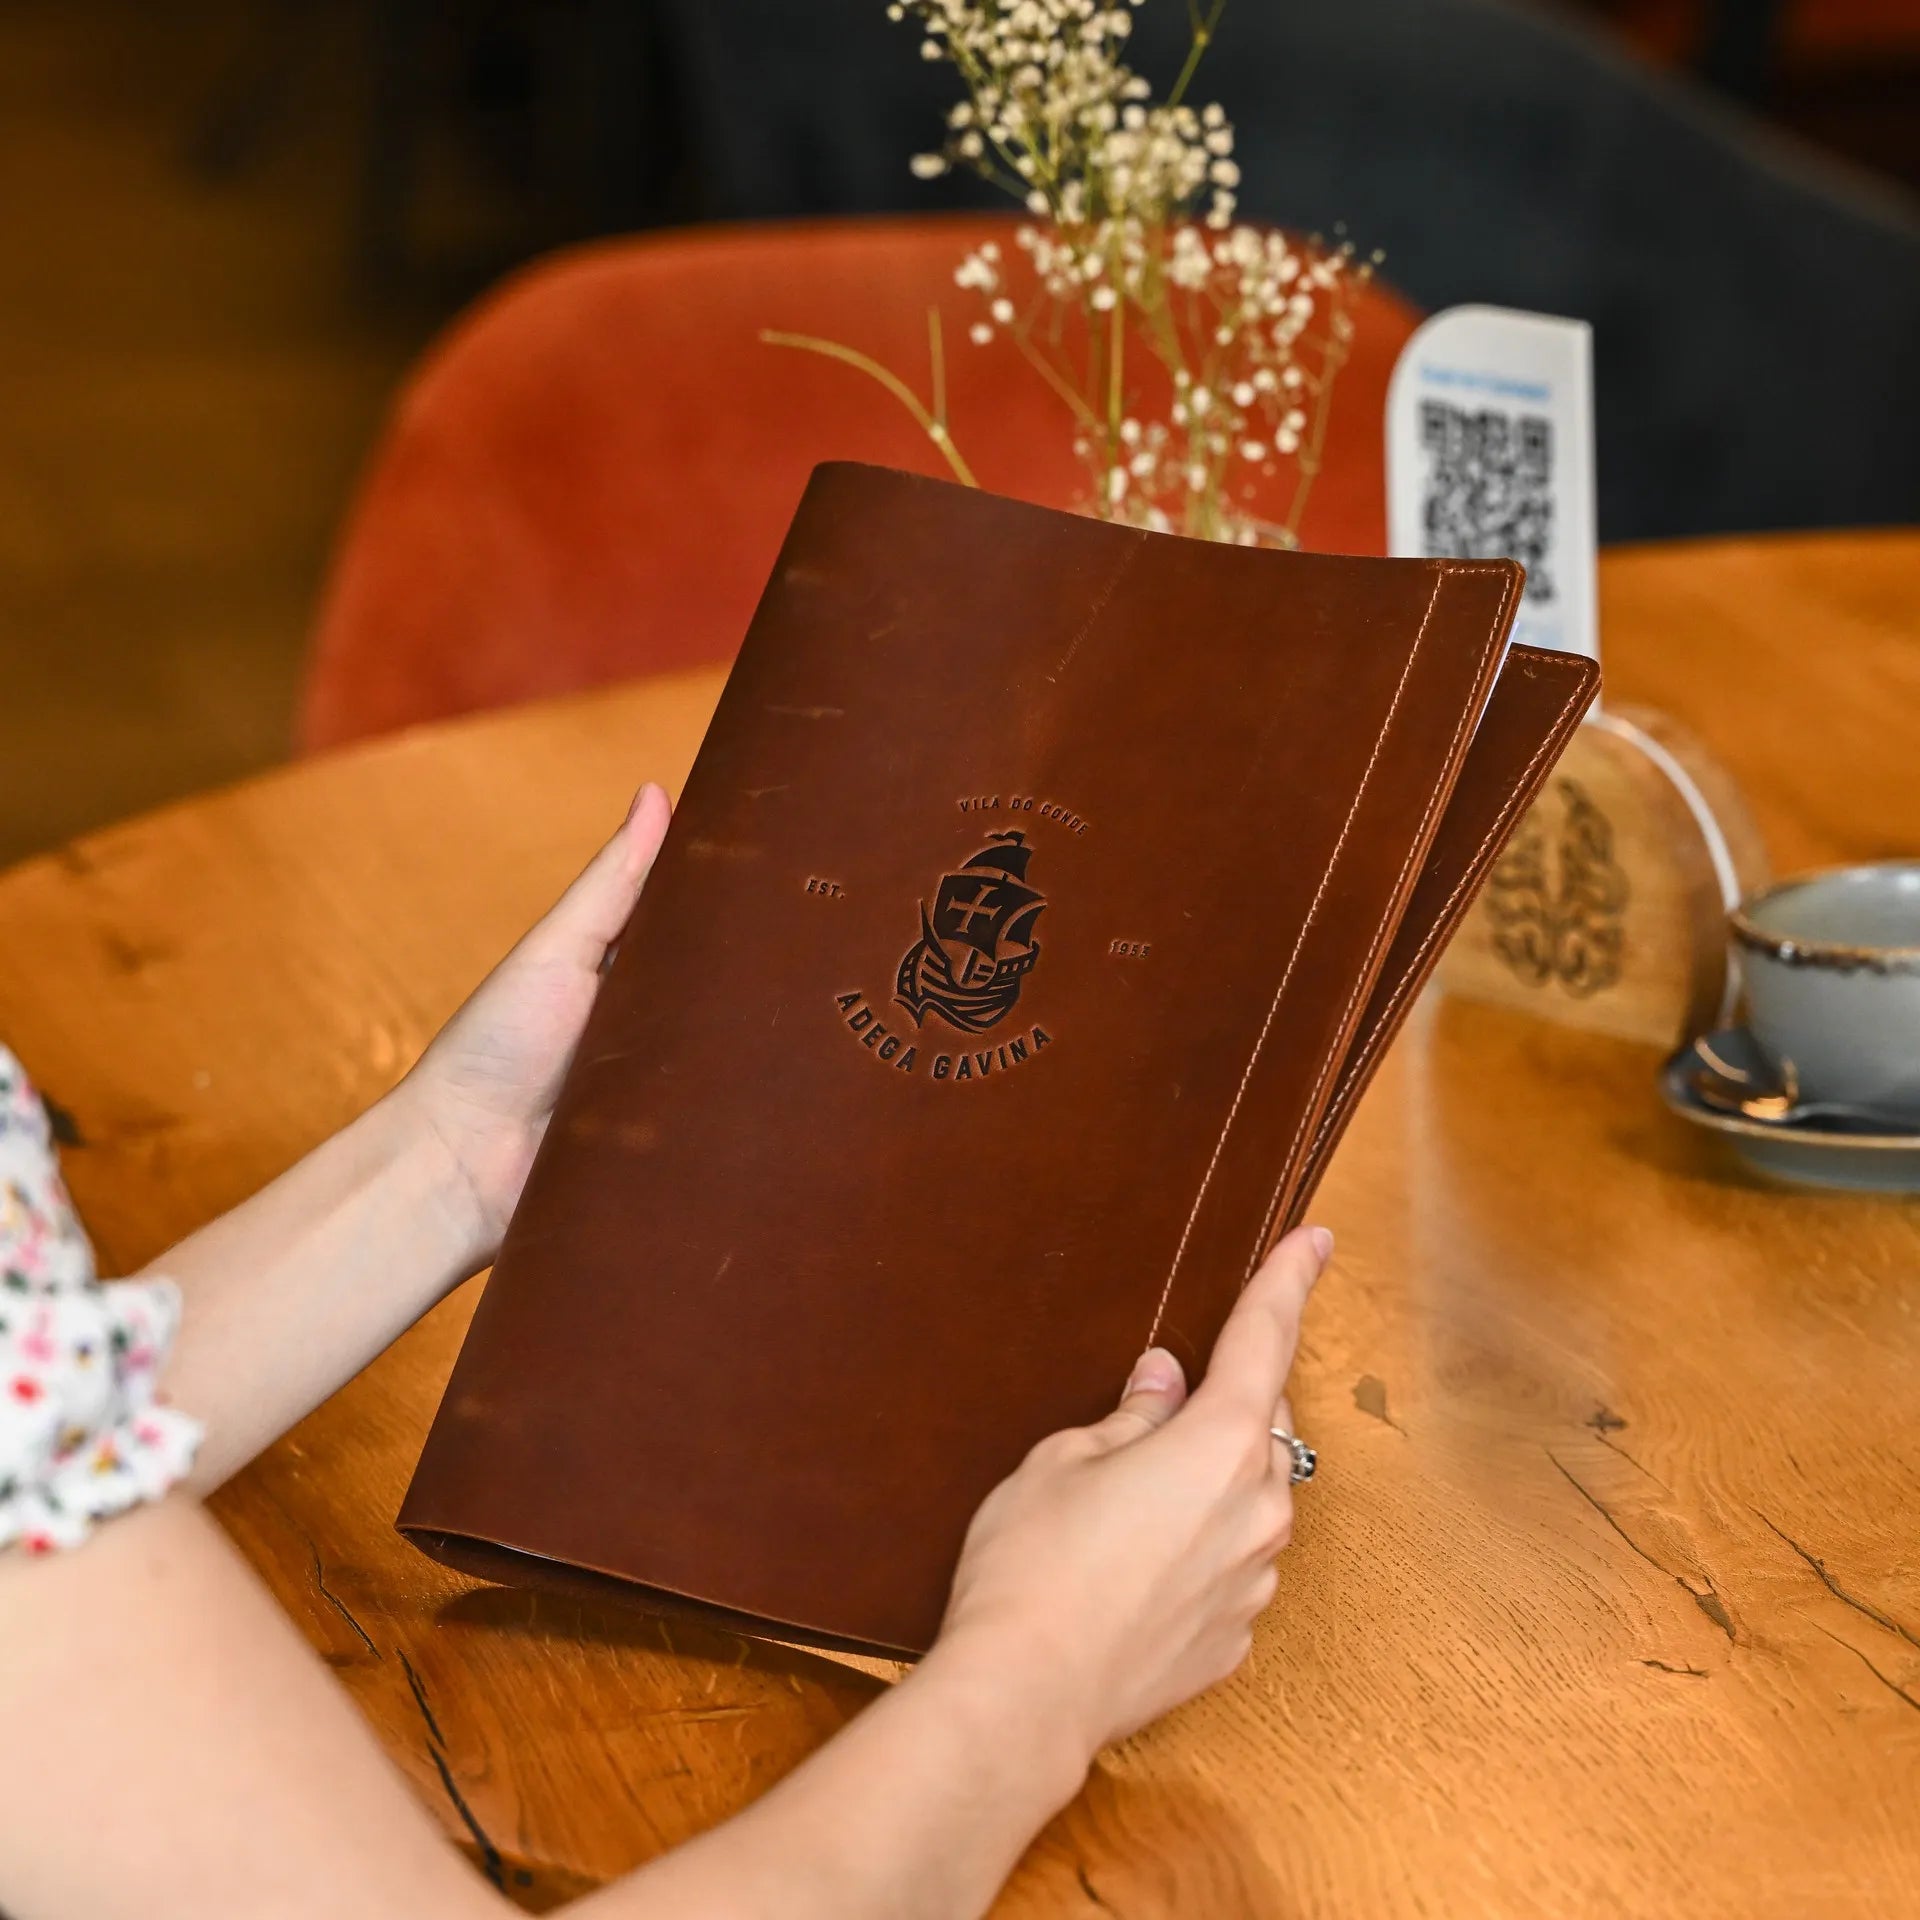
xmin=587 ymin=1636 xmax=1087 ymax=1920
xmin=1 ymin=1498 xmax=1082 ymax=1920
xmin=152 ymin=1093 xmax=487 ymax=1488
xmin=139 ymin=786 xmax=664 ymax=1492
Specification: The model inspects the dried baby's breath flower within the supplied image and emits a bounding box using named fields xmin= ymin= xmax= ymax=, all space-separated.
xmin=765 ymin=0 xmax=1373 ymax=546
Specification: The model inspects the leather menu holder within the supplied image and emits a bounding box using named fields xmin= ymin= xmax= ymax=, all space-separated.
xmin=399 ymin=463 xmax=1598 ymax=1658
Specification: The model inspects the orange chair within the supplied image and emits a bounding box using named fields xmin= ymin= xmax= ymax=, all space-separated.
xmin=298 ymin=215 xmax=1420 ymax=751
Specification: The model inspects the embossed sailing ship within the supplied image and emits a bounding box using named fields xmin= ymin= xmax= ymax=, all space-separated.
xmin=896 ymin=830 xmax=1047 ymax=1034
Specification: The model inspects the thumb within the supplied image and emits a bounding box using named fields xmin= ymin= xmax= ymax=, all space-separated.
xmin=1084 ymin=1347 xmax=1188 ymax=1453
xmin=537 ymin=783 xmax=673 ymax=973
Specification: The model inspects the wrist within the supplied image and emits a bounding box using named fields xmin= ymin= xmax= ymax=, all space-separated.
xmin=365 ymin=1080 xmax=501 ymax=1290
xmin=912 ymin=1622 xmax=1097 ymax=1818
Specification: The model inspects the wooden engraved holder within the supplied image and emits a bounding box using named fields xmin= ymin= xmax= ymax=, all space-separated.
xmin=1437 ymin=703 xmax=1769 ymax=1048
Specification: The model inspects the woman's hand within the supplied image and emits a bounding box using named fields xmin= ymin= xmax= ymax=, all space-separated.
xmin=395 ymin=783 xmax=673 ymax=1268
xmin=0 ymin=1212 xmax=1323 ymax=1920
xmin=153 ymin=785 xmax=675 ymax=1486
xmin=931 ymin=1223 xmax=1329 ymax=1768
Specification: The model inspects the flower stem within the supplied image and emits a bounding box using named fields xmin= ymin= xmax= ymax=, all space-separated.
xmin=927 ymin=306 xmax=948 ymax=429
xmin=1281 ymin=314 xmax=1351 ymax=542
xmin=760 ymin=329 xmax=979 ymax=488
xmin=1168 ymin=0 xmax=1228 ymax=110
xmin=1013 ymin=325 xmax=1098 ymax=429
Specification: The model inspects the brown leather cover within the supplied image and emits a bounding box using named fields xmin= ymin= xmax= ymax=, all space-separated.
xmin=399 ymin=463 xmax=1598 ymax=1658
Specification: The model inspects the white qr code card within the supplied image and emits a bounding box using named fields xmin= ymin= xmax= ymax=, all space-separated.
xmin=1385 ymin=305 xmax=1600 ymax=688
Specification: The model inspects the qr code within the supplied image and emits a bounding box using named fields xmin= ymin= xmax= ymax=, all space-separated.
xmin=1420 ymin=401 xmax=1554 ymax=602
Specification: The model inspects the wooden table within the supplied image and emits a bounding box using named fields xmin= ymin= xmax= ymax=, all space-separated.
xmin=2 ymin=532 xmax=1917 ymax=1916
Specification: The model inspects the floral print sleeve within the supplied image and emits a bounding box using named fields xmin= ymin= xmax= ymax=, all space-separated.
xmin=0 ymin=1046 xmax=201 ymax=1555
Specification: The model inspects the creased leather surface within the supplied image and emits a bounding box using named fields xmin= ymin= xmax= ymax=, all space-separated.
xmin=400 ymin=464 xmax=1591 ymax=1657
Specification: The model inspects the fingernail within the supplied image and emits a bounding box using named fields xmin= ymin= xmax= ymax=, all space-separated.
xmin=625 ymin=783 xmax=653 ymax=823
xmin=1126 ymin=1346 xmax=1181 ymax=1395
xmin=1309 ymin=1226 xmax=1334 ymax=1265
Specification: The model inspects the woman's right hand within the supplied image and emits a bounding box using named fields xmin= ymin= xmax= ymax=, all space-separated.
xmin=0 ymin=1219 xmax=1329 ymax=1920
xmin=934 ymin=1223 xmax=1330 ymax=1767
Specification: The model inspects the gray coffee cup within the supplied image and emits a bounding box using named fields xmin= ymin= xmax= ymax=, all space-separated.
xmin=1730 ymin=862 xmax=1920 ymax=1122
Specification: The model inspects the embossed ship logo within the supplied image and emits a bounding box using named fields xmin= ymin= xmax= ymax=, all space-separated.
xmin=895 ymin=830 xmax=1047 ymax=1035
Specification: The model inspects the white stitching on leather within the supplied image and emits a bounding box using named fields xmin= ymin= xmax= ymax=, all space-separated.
xmin=1243 ymin=563 xmax=1524 ymax=1273
xmin=1292 ymin=663 xmax=1590 ymax=1192
xmin=1143 ymin=566 xmax=1449 ymax=1348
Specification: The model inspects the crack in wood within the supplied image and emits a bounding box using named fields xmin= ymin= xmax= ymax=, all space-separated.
xmin=1816 ymin=1624 xmax=1920 ymax=1718
xmin=426 ymin=1743 xmax=507 ymax=1890
xmin=1592 ymin=1431 xmax=1671 ymax=1492
xmin=400 ymin=1647 xmax=506 ymax=1890
xmin=304 ymin=1534 xmax=377 ymax=1658
xmin=1692 ymin=1591 xmax=1735 ymax=1637
xmin=1545 ymin=1449 xmax=1734 ymax=1640
xmin=1639 ymin=1658 xmax=1709 ymax=1677
xmin=398 ymin=1650 xmax=445 ymax=1748
xmin=1076 ymin=1863 xmax=1118 ymax=1912
xmin=1580 ymin=1406 xmax=1670 ymax=1489
xmin=1754 ymin=1510 xmax=1920 ymax=1654
xmin=1547 ymin=1449 xmax=1657 ymax=1562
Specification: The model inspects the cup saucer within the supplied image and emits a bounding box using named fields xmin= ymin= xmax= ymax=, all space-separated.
xmin=1660 ymin=1028 xmax=1920 ymax=1193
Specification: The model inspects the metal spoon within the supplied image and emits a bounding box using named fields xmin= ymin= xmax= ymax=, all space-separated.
xmin=1689 ymin=1035 xmax=1915 ymax=1131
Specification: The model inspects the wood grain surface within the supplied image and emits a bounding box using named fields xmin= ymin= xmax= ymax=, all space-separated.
xmin=1 ymin=532 xmax=1916 ymax=1916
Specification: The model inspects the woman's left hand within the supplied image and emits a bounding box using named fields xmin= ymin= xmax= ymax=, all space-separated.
xmin=395 ymin=782 xmax=673 ymax=1267
xmin=147 ymin=783 xmax=672 ymax=1488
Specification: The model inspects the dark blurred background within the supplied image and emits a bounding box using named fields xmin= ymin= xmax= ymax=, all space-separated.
xmin=1 ymin=0 xmax=1915 ymax=863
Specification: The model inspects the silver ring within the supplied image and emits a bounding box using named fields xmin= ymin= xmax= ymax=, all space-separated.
xmin=1270 ymin=1427 xmax=1317 ymax=1485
